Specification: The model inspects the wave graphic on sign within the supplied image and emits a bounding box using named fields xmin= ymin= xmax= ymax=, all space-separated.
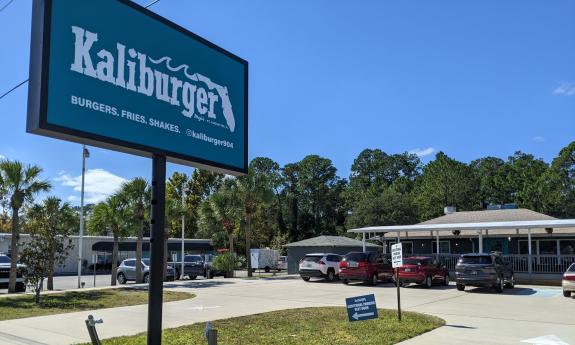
xmin=148 ymin=56 xmax=236 ymax=133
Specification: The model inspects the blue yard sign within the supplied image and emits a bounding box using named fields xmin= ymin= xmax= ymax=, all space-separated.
xmin=27 ymin=0 xmax=248 ymax=175
xmin=346 ymin=294 xmax=378 ymax=322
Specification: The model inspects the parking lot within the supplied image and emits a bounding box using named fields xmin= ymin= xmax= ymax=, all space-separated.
xmin=0 ymin=276 xmax=573 ymax=345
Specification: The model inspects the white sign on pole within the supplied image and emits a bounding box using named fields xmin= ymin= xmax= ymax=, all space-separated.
xmin=391 ymin=243 xmax=403 ymax=268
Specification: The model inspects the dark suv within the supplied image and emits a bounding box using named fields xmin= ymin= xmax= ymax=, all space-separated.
xmin=455 ymin=253 xmax=514 ymax=292
xmin=339 ymin=251 xmax=393 ymax=285
xmin=0 ymin=254 xmax=26 ymax=292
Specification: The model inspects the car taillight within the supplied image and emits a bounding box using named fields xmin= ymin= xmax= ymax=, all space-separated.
xmin=340 ymin=261 xmax=348 ymax=268
xmin=564 ymin=275 xmax=575 ymax=281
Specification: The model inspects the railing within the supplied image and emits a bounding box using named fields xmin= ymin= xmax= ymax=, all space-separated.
xmin=384 ymin=253 xmax=575 ymax=274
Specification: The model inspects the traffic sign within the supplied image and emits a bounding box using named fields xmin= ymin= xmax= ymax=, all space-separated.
xmin=391 ymin=243 xmax=403 ymax=268
xmin=345 ymin=294 xmax=378 ymax=322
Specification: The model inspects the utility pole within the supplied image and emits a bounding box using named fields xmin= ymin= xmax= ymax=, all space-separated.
xmin=180 ymin=186 xmax=188 ymax=279
xmin=77 ymin=145 xmax=89 ymax=289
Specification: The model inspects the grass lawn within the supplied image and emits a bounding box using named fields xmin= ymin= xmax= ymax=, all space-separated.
xmin=0 ymin=288 xmax=194 ymax=321
xmin=86 ymin=307 xmax=444 ymax=345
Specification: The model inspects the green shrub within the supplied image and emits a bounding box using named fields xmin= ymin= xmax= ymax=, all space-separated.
xmin=212 ymin=253 xmax=237 ymax=275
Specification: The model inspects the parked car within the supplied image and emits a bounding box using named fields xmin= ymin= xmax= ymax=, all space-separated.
xmin=117 ymin=258 xmax=176 ymax=284
xmin=170 ymin=255 xmax=206 ymax=280
xmin=339 ymin=251 xmax=393 ymax=286
xmin=277 ymin=256 xmax=288 ymax=271
xmin=298 ymin=253 xmax=341 ymax=282
xmin=562 ymin=263 xmax=575 ymax=298
xmin=397 ymin=256 xmax=450 ymax=288
xmin=0 ymin=254 xmax=26 ymax=292
xmin=455 ymin=253 xmax=514 ymax=292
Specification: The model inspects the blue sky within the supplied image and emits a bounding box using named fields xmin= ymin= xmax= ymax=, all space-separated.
xmin=0 ymin=0 xmax=574 ymax=205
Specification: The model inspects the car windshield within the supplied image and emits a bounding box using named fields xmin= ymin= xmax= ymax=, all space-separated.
xmin=459 ymin=256 xmax=492 ymax=265
xmin=0 ymin=256 xmax=10 ymax=264
xmin=568 ymin=264 xmax=575 ymax=273
xmin=403 ymin=258 xmax=427 ymax=265
xmin=186 ymin=256 xmax=203 ymax=262
xmin=344 ymin=253 xmax=367 ymax=262
xmin=142 ymin=259 xmax=150 ymax=266
xmin=303 ymin=256 xmax=323 ymax=262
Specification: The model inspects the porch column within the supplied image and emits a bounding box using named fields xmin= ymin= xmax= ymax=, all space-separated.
xmin=478 ymin=230 xmax=483 ymax=253
xmin=382 ymin=233 xmax=386 ymax=254
xmin=435 ymin=231 xmax=440 ymax=259
xmin=362 ymin=232 xmax=366 ymax=253
xmin=528 ymin=228 xmax=532 ymax=281
xmin=397 ymin=231 xmax=401 ymax=243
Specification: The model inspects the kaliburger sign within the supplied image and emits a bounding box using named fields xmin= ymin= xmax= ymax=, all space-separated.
xmin=28 ymin=0 xmax=248 ymax=174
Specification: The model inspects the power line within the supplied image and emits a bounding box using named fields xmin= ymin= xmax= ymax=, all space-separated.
xmin=0 ymin=79 xmax=28 ymax=101
xmin=0 ymin=0 xmax=15 ymax=14
xmin=0 ymin=0 xmax=161 ymax=103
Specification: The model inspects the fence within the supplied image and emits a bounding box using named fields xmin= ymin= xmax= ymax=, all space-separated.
xmin=385 ymin=253 xmax=575 ymax=274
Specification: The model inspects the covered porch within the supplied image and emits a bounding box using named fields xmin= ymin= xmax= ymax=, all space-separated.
xmin=349 ymin=218 xmax=575 ymax=283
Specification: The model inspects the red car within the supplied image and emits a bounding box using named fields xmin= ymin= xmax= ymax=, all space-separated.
xmin=397 ymin=256 xmax=450 ymax=288
xmin=339 ymin=252 xmax=393 ymax=285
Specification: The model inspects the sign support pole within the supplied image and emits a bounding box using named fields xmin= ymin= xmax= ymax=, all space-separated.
xmin=148 ymin=154 xmax=167 ymax=345
xmin=396 ymin=268 xmax=401 ymax=321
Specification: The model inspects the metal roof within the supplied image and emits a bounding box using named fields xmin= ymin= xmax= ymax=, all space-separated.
xmin=349 ymin=219 xmax=575 ymax=234
xmin=419 ymin=209 xmax=556 ymax=225
xmin=284 ymin=235 xmax=380 ymax=247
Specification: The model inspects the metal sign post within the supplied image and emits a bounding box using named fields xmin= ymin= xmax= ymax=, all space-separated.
xmin=391 ymin=243 xmax=403 ymax=321
xmin=148 ymin=155 xmax=167 ymax=345
xmin=92 ymin=254 xmax=97 ymax=288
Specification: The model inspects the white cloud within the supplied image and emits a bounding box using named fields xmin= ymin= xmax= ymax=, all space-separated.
xmin=553 ymin=82 xmax=575 ymax=96
xmin=55 ymin=168 xmax=127 ymax=204
xmin=409 ymin=147 xmax=436 ymax=157
xmin=532 ymin=136 xmax=545 ymax=143
xmin=0 ymin=155 xmax=4 ymax=160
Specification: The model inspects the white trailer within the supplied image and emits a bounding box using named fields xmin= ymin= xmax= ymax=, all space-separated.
xmin=250 ymin=249 xmax=279 ymax=273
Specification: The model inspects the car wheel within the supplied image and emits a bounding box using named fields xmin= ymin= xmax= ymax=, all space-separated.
xmin=424 ymin=276 xmax=432 ymax=288
xmin=495 ymin=277 xmax=504 ymax=293
xmin=301 ymin=276 xmax=311 ymax=282
xmin=117 ymin=273 xmax=127 ymax=285
xmin=15 ymin=282 xmax=26 ymax=293
xmin=370 ymin=274 xmax=378 ymax=286
xmin=443 ymin=274 xmax=450 ymax=286
xmin=326 ymin=269 xmax=335 ymax=282
xmin=505 ymin=274 xmax=515 ymax=289
xmin=189 ymin=275 xmax=197 ymax=280
xmin=563 ymin=290 xmax=571 ymax=298
xmin=342 ymin=279 xmax=349 ymax=285
xmin=264 ymin=266 xmax=271 ymax=273
xmin=456 ymin=283 xmax=465 ymax=291
xmin=143 ymin=273 xmax=150 ymax=284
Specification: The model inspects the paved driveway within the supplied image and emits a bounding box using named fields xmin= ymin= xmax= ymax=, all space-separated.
xmin=0 ymin=277 xmax=573 ymax=344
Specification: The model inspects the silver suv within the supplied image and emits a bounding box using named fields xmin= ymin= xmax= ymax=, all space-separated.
xmin=117 ymin=258 xmax=176 ymax=284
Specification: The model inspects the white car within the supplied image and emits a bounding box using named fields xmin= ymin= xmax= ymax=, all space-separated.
xmin=563 ymin=263 xmax=575 ymax=298
xmin=298 ymin=253 xmax=342 ymax=282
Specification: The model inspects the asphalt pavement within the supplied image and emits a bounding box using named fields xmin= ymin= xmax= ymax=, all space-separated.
xmin=0 ymin=276 xmax=573 ymax=345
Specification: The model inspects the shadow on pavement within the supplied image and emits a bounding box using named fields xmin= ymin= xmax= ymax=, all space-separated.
xmin=445 ymin=324 xmax=477 ymax=329
xmin=162 ymin=280 xmax=235 ymax=289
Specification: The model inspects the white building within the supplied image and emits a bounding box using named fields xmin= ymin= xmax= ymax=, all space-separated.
xmin=0 ymin=234 xmax=213 ymax=275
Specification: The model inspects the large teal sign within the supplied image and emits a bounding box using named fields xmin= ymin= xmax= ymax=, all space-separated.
xmin=27 ymin=0 xmax=248 ymax=174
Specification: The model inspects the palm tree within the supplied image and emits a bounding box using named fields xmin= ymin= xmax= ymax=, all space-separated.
xmin=26 ymin=197 xmax=76 ymax=290
xmin=0 ymin=160 xmax=51 ymax=293
xmin=89 ymin=195 xmax=128 ymax=286
xmin=202 ymin=179 xmax=240 ymax=253
xmin=234 ymin=166 xmax=274 ymax=277
xmin=118 ymin=178 xmax=150 ymax=283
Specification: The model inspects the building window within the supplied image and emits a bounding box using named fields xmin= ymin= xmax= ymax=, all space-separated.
xmin=431 ymin=241 xmax=450 ymax=254
xmin=560 ymin=240 xmax=575 ymax=255
xmin=401 ymin=241 xmax=414 ymax=255
xmin=518 ymin=240 xmax=536 ymax=255
xmin=538 ymin=240 xmax=557 ymax=255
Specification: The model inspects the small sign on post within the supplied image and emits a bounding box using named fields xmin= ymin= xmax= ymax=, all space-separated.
xmin=345 ymin=294 xmax=378 ymax=322
xmin=391 ymin=243 xmax=403 ymax=321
